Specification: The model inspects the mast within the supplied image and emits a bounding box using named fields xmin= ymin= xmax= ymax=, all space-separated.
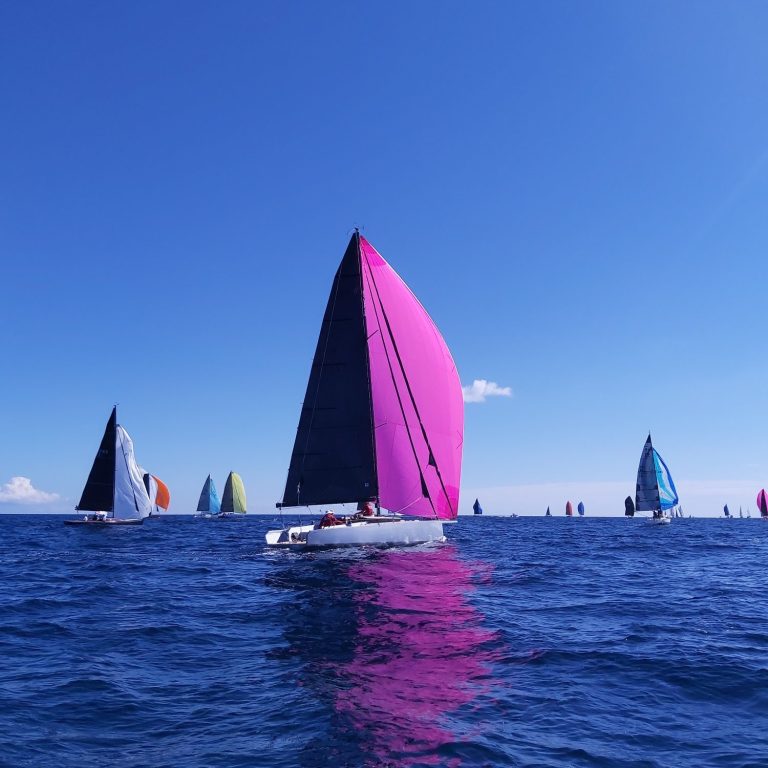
xmin=356 ymin=231 xmax=379 ymax=509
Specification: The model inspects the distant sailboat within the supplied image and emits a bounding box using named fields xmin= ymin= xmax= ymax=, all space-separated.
xmin=635 ymin=434 xmax=677 ymax=525
xmin=739 ymin=506 xmax=743 ymax=519
xmin=195 ymin=474 xmax=221 ymax=518
xmin=757 ymin=489 xmax=768 ymax=519
xmin=143 ymin=473 xmax=170 ymax=516
xmin=65 ymin=407 xmax=151 ymax=525
xmin=723 ymin=504 xmax=731 ymax=519
xmin=624 ymin=496 xmax=635 ymax=517
xmin=473 ymin=499 xmax=483 ymax=516
xmin=220 ymin=471 xmax=247 ymax=517
xmin=577 ymin=501 xmax=585 ymax=517
xmin=565 ymin=501 xmax=573 ymax=517
xmin=545 ymin=506 xmax=552 ymax=517
xmin=266 ymin=233 xmax=463 ymax=548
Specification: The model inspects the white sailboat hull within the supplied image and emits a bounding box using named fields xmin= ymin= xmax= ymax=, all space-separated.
xmin=647 ymin=516 xmax=671 ymax=525
xmin=265 ymin=518 xmax=446 ymax=549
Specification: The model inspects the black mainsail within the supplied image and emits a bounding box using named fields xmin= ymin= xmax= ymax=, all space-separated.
xmin=280 ymin=233 xmax=377 ymax=508
xmin=77 ymin=407 xmax=116 ymax=512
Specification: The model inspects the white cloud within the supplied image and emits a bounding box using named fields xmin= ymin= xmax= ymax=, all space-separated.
xmin=462 ymin=379 xmax=512 ymax=403
xmin=0 ymin=477 xmax=59 ymax=505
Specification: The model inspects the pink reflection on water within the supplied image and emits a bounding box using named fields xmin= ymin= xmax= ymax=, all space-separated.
xmin=330 ymin=545 xmax=499 ymax=767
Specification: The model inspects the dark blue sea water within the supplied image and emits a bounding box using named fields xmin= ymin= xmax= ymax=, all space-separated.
xmin=1 ymin=515 xmax=766 ymax=768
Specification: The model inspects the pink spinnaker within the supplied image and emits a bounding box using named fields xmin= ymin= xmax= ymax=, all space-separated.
xmin=757 ymin=489 xmax=768 ymax=517
xmin=360 ymin=236 xmax=463 ymax=520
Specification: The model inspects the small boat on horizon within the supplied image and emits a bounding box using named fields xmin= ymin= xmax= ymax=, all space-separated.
xmin=723 ymin=504 xmax=732 ymax=519
xmin=545 ymin=506 xmax=552 ymax=517
xmin=577 ymin=501 xmax=585 ymax=517
xmin=65 ymin=407 xmax=152 ymax=526
xmin=195 ymin=474 xmax=221 ymax=518
xmin=218 ymin=471 xmax=247 ymax=518
xmin=473 ymin=499 xmax=483 ymax=516
xmin=758 ymin=489 xmax=768 ymax=520
xmin=143 ymin=473 xmax=170 ymax=516
xmin=565 ymin=500 xmax=573 ymax=517
xmin=624 ymin=496 xmax=635 ymax=517
xmin=635 ymin=433 xmax=677 ymax=525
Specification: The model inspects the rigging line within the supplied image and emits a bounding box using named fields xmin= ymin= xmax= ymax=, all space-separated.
xmin=362 ymin=248 xmax=454 ymax=518
xmin=361 ymin=255 xmax=438 ymax=519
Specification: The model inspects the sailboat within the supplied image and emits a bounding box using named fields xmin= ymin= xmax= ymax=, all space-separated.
xmin=624 ymin=496 xmax=635 ymax=517
xmin=758 ymin=489 xmax=768 ymax=519
xmin=143 ymin=473 xmax=170 ymax=516
xmin=565 ymin=501 xmax=573 ymax=517
xmin=723 ymin=504 xmax=731 ymax=519
xmin=65 ymin=407 xmax=152 ymax=525
xmin=195 ymin=474 xmax=221 ymax=518
xmin=266 ymin=232 xmax=463 ymax=548
xmin=739 ymin=506 xmax=743 ymax=519
xmin=473 ymin=499 xmax=483 ymax=516
xmin=545 ymin=506 xmax=552 ymax=517
xmin=219 ymin=471 xmax=247 ymax=518
xmin=577 ymin=501 xmax=585 ymax=517
xmin=635 ymin=434 xmax=677 ymax=525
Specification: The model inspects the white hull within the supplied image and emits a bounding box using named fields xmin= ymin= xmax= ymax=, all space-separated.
xmin=265 ymin=518 xmax=445 ymax=549
xmin=647 ymin=516 xmax=671 ymax=525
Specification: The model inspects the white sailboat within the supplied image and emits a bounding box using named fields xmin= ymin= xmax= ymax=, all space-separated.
xmin=635 ymin=434 xmax=677 ymax=525
xmin=266 ymin=232 xmax=463 ymax=548
xmin=65 ymin=407 xmax=152 ymax=525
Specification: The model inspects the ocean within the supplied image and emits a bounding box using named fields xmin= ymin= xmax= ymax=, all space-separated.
xmin=0 ymin=515 xmax=765 ymax=767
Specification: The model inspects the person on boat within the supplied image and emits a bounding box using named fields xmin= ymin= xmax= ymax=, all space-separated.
xmin=359 ymin=502 xmax=374 ymax=517
xmin=319 ymin=510 xmax=344 ymax=528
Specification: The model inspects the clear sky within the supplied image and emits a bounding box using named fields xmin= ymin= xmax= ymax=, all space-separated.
xmin=2 ymin=1 xmax=767 ymax=516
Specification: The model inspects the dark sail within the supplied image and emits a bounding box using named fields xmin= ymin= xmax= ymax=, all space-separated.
xmin=280 ymin=233 xmax=377 ymax=507
xmin=635 ymin=435 xmax=661 ymax=512
xmin=624 ymin=496 xmax=635 ymax=517
xmin=473 ymin=499 xmax=482 ymax=515
xmin=77 ymin=407 xmax=116 ymax=511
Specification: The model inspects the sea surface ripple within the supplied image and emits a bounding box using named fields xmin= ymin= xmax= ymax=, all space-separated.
xmin=0 ymin=515 xmax=766 ymax=767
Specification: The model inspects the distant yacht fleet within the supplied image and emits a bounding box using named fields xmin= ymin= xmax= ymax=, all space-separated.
xmin=63 ymin=234 xmax=768 ymax=540
xmin=473 ymin=434 xmax=768 ymax=523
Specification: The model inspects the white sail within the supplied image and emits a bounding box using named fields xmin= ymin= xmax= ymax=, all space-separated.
xmin=114 ymin=426 xmax=152 ymax=519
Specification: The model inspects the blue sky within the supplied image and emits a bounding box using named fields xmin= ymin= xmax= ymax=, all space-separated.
xmin=2 ymin=2 xmax=767 ymax=515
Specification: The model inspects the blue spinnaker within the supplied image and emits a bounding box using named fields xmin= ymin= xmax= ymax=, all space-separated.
xmin=653 ymin=449 xmax=678 ymax=510
xmin=197 ymin=475 xmax=221 ymax=514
